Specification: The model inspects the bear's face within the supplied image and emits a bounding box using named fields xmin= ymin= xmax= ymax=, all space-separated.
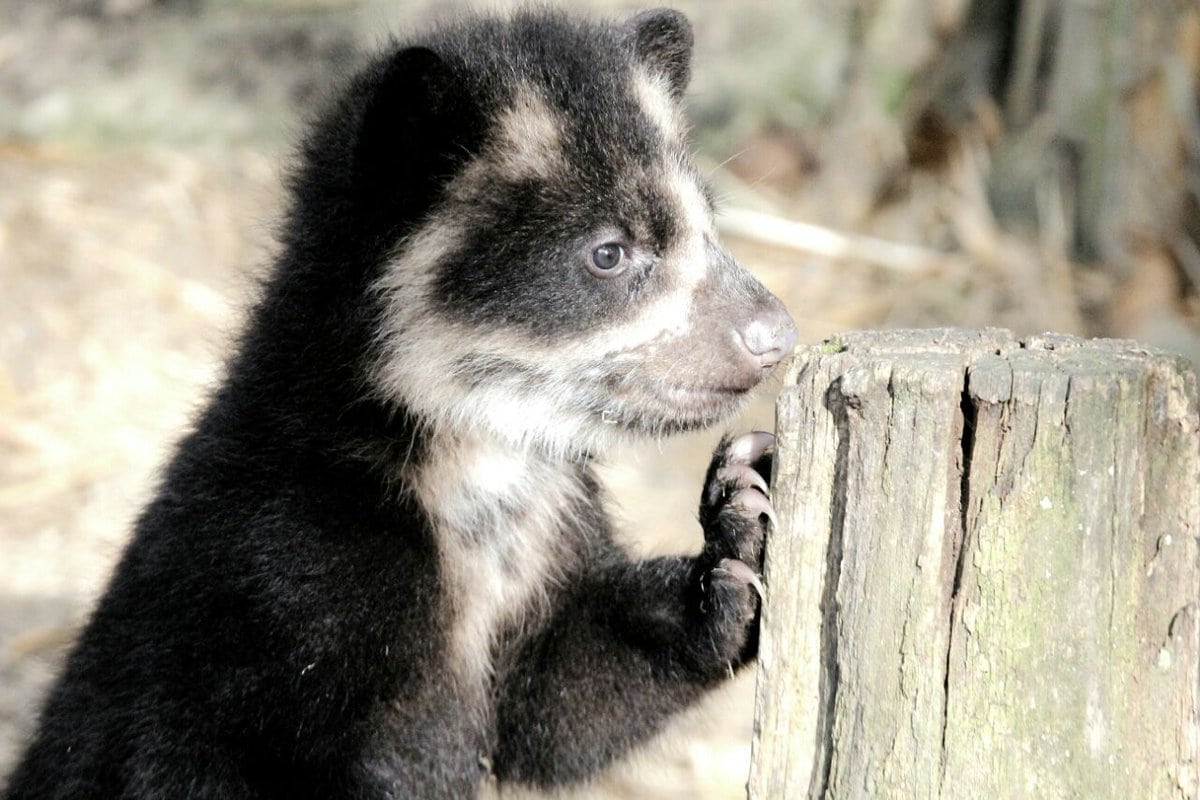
xmin=368 ymin=10 xmax=795 ymax=455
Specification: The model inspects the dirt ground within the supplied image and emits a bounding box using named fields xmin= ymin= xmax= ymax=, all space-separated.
xmin=1 ymin=1 xmax=1195 ymax=798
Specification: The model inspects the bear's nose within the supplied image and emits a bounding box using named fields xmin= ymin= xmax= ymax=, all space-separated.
xmin=738 ymin=307 xmax=798 ymax=370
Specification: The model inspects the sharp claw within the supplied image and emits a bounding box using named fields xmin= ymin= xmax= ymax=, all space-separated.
xmin=717 ymin=557 xmax=765 ymax=599
xmin=717 ymin=464 xmax=769 ymax=496
xmin=730 ymin=488 xmax=778 ymax=529
xmin=727 ymin=430 xmax=774 ymax=464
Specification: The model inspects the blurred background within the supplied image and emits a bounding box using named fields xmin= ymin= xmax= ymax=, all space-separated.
xmin=1 ymin=0 xmax=1198 ymax=797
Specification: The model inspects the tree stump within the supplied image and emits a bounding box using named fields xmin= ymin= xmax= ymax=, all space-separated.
xmin=750 ymin=328 xmax=1199 ymax=800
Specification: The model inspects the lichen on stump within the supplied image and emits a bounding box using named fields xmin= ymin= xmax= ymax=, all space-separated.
xmin=750 ymin=329 xmax=1199 ymax=800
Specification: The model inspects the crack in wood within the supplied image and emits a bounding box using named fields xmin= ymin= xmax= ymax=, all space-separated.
xmin=940 ymin=374 xmax=976 ymax=785
xmin=809 ymin=377 xmax=852 ymax=799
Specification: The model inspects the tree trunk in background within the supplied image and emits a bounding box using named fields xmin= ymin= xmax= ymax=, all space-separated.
xmin=984 ymin=0 xmax=1198 ymax=271
xmin=803 ymin=0 xmax=1199 ymax=283
xmin=835 ymin=0 xmax=1200 ymax=275
xmin=750 ymin=328 xmax=1199 ymax=799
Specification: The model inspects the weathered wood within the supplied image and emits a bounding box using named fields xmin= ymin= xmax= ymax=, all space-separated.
xmin=750 ymin=328 xmax=1199 ymax=800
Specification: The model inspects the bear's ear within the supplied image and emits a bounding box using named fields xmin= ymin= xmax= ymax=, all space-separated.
xmin=628 ymin=8 xmax=694 ymax=99
xmin=353 ymin=46 xmax=479 ymax=199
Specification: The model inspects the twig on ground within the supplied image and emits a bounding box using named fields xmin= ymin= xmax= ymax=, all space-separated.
xmin=716 ymin=206 xmax=958 ymax=275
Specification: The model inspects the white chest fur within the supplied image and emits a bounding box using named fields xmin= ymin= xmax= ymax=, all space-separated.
xmin=410 ymin=434 xmax=585 ymax=685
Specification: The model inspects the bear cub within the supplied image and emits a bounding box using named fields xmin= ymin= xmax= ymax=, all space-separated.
xmin=4 ymin=7 xmax=796 ymax=799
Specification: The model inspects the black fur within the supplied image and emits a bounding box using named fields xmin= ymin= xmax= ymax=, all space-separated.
xmin=630 ymin=8 xmax=693 ymax=99
xmin=4 ymin=9 xmax=789 ymax=799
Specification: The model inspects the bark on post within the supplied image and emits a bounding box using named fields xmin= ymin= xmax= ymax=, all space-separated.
xmin=750 ymin=328 xmax=1199 ymax=800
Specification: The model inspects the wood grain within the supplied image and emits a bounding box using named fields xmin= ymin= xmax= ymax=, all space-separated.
xmin=750 ymin=329 xmax=1199 ymax=800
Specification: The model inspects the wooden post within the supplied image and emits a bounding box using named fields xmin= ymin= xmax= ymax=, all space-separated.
xmin=750 ymin=328 xmax=1199 ymax=800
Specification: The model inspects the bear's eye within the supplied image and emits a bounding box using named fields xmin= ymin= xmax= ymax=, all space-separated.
xmin=589 ymin=243 xmax=625 ymax=276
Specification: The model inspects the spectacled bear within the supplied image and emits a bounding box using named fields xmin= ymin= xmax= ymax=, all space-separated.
xmin=4 ymin=8 xmax=797 ymax=799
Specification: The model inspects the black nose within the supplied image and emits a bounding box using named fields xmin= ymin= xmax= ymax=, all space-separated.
xmin=738 ymin=305 xmax=797 ymax=370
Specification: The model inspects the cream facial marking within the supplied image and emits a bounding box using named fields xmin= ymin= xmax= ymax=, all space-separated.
xmin=490 ymin=85 xmax=562 ymax=178
xmin=373 ymin=251 xmax=614 ymax=457
xmin=452 ymin=83 xmax=563 ymax=194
